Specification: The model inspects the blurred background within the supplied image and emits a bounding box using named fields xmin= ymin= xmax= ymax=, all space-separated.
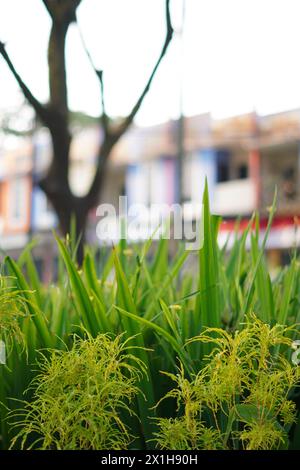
xmin=1 ymin=0 xmax=300 ymax=278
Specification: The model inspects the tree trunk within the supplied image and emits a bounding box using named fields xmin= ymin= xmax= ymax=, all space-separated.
xmin=43 ymin=187 xmax=89 ymax=265
xmin=60 ymin=200 xmax=88 ymax=266
xmin=39 ymin=130 xmax=90 ymax=266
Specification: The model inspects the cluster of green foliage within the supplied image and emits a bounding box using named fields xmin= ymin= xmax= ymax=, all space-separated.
xmin=154 ymin=316 xmax=300 ymax=450
xmin=0 ymin=183 xmax=300 ymax=450
xmin=9 ymin=334 xmax=143 ymax=450
xmin=0 ymin=277 xmax=26 ymax=350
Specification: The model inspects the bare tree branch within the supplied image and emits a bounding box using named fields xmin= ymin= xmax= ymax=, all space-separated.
xmin=76 ymin=20 xmax=109 ymax=135
xmin=97 ymin=70 xmax=109 ymax=131
xmin=85 ymin=0 xmax=174 ymax=208
xmin=84 ymin=133 xmax=119 ymax=208
xmin=1 ymin=0 xmax=174 ymax=257
xmin=0 ymin=41 xmax=50 ymax=125
xmin=41 ymin=0 xmax=54 ymax=18
xmin=115 ymin=0 xmax=174 ymax=138
xmin=1 ymin=126 xmax=34 ymax=137
xmin=48 ymin=22 xmax=69 ymax=113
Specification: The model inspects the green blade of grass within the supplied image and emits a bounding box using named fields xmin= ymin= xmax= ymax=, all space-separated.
xmin=5 ymin=256 xmax=53 ymax=348
xmin=250 ymin=226 xmax=274 ymax=323
xmin=55 ymin=235 xmax=101 ymax=336
xmin=242 ymin=188 xmax=277 ymax=318
xmin=277 ymin=257 xmax=297 ymax=325
xmin=115 ymin=305 xmax=194 ymax=376
xmin=196 ymin=179 xmax=222 ymax=330
xmin=144 ymin=248 xmax=189 ymax=321
xmin=113 ymin=248 xmax=156 ymax=447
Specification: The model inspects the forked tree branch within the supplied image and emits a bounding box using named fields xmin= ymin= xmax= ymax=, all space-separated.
xmin=86 ymin=0 xmax=174 ymax=208
xmin=114 ymin=0 xmax=174 ymax=139
xmin=97 ymin=70 xmax=109 ymax=132
xmin=41 ymin=0 xmax=54 ymax=18
xmin=0 ymin=42 xmax=50 ymax=125
xmin=76 ymin=20 xmax=109 ymax=134
xmin=42 ymin=0 xmax=82 ymax=23
xmin=1 ymin=0 xmax=174 ymax=212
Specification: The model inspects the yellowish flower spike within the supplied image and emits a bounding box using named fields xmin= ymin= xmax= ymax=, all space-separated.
xmin=9 ymin=334 xmax=142 ymax=450
xmin=154 ymin=315 xmax=300 ymax=450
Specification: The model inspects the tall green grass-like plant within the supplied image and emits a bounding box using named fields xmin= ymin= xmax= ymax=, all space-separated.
xmin=196 ymin=181 xmax=222 ymax=329
xmin=0 ymin=276 xmax=29 ymax=449
xmin=154 ymin=315 xmax=300 ymax=450
xmin=9 ymin=334 xmax=143 ymax=450
xmin=1 ymin=185 xmax=300 ymax=449
xmin=0 ymin=277 xmax=27 ymax=349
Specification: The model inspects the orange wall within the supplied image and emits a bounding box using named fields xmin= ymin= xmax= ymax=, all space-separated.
xmin=1 ymin=176 xmax=32 ymax=235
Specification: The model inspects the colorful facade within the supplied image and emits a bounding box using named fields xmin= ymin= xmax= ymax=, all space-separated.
xmin=1 ymin=109 xmax=300 ymax=266
xmin=0 ymin=141 xmax=32 ymax=251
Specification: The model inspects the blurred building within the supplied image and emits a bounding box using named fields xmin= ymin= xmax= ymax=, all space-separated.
xmin=1 ymin=108 xmax=300 ymax=272
xmin=0 ymin=140 xmax=32 ymax=252
xmin=107 ymin=109 xmax=300 ymax=258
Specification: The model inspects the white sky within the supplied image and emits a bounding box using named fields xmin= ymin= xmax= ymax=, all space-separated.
xmin=1 ymin=0 xmax=300 ymax=126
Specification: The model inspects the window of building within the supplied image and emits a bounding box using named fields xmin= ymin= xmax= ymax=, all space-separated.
xmin=9 ymin=177 xmax=26 ymax=226
xmin=216 ymin=150 xmax=230 ymax=183
xmin=238 ymin=164 xmax=248 ymax=180
xmin=120 ymin=183 xmax=126 ymax=198
xmin=45 ymin=195 xmax=53 ymax=213
xmin=282 ymin=167 xmax=297 ymax=200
